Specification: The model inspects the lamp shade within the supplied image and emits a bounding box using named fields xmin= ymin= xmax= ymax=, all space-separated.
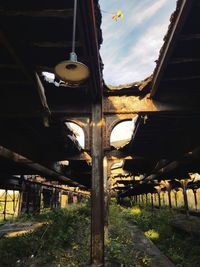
xmin=54 ymin=52 xmax=90 ymax=86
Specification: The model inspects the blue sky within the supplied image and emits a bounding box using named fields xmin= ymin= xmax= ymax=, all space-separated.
xmin=100 ymin=0 xmax=177 ymax=85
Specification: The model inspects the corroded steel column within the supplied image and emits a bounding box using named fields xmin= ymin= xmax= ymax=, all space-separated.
xmin=182 ymin=180 xmax=189 ymax=216
xmin=158 ymin=192 xmax=161 ymax=208
xmin=91 ymin=101 xmax=104 ymax=267
xmin=193 ymin=189 xmax=198 ymax=211
xmin=174 ymin=190 xmax=178 ymax=208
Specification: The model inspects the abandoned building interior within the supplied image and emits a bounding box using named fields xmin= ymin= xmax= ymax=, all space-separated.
xmin=0 ymin=0 xmax=200 ymax=266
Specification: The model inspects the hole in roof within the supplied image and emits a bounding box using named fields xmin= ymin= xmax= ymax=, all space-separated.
xmin=42 ymin=71 xmax=55 ymax=81
xmin=66 ymin=122 xmax=85 ymax=149
xmin=100 ymin=0 xmax=177 ymax=86
xmin=110 ymin=116 xmax=138 ymax=149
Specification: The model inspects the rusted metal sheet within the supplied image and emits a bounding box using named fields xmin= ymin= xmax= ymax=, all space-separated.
xmin=104 ymin=94 xmax=158 ymax=113
xmin=103 ymin=94 xmax=186 ymax=114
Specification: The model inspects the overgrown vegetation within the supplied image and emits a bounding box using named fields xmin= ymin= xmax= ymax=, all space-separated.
xmin=0 ymin=201 xmax=200 ymax=266
xmin=123 ymin=205 xmax=200 ymax=267
xmin=106 ymin=203 xmax=152 ymax=266
xmin=0 ymin=201 xmax=151 ymax=267
xmin=0 ymin=203 xmax=91 ymax=267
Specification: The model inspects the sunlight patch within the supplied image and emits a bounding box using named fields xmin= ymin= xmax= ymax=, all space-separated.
xmin=130 ymin=207 xmax=141 ymax=215
xmin=144 ymin=229 xmax=160 ymax=240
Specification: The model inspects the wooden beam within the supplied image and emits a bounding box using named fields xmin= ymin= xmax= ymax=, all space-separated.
xmin=150 ymin=0 xmax=195 ymax=97
xmin=0 ymin=31 xmax=51 ymax=122
xmin=0 ymin=64 xmax=20 ymax=69
xmin=179 ymin=34 xmax=200 ymax=41
xmin=0 ymin=30 xmax=32 ymax=83
xmin=0 ymin=81 xmax=30 ymax=85
xmin=0 ymin=146 xmax=84 ymax=188
xmin=30 ymin=41 xmax=82 ymax=48
xmin=163 ymin=75 xmax=200 ymax=82
xmin=169 ymin=58 xmax=200 ymax=64
xmin=0 ymin=9 xmax=73 ymax=18
xmin=144 ymin=161 xmax=179 ymax=181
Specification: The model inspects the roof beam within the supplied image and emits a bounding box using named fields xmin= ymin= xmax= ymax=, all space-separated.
xmin=30 ymin=41 xmax=82 ymax=48
xmin=179 ymin=34 xmax=200 ymax=41
xmin=0 ymin=9 xmax=73 ymax=18
xmin=0 ymin=145 xmax=84 ymax=188
xmin=0 ymin=30 xmax=51 ymax=122
xmin=0 ymin=64 xmax=20 ymax=69
xmin=150 ymin=0 xmax=195 ymax=97
xmin=163 ymin=75 xmax=200 ymax=82
xmin=168 ymin=58 xmax=200 ymax=64
xmin=103 ymin=94 xmax=198 ymax=113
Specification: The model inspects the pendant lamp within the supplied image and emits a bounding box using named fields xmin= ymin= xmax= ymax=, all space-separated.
xmin=54 ymin=0 xmax=90 ymax=86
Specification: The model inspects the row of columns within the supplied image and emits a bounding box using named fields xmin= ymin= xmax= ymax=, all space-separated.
xmin=0 ymin=189 xmax=19 ymax=220
xmin=0 ymin=183 xmax=86 ymax=220
xmin=20 ymin=184 xmax=85 ymax=215
xmin=132 ymin=183 xmax=198 ymax=215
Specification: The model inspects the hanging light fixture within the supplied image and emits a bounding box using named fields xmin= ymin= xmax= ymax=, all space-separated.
xmin=54 ymin=0 xmax=90 ymax=86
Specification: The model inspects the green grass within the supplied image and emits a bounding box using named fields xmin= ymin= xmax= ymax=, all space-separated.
xmin=1 ymin=201 xmax=200 ymax=267
xmin=0 ymin=203 xmax=91 ymax=267
xmin=105 ymin=203 xmax=152 ymax=266
xmin=123 ymin=205 xmax=200 ymax=267
xmin=0 ymin=202 xmax=152 ymax=267
xmin=106 ymin=204 xmax=154 ymax=267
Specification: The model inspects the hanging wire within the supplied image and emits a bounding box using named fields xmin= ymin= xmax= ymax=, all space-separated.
xmin=72 ymin=0 xmax=78 ymax=53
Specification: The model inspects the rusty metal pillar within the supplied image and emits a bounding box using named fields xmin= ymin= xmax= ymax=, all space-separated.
xmin=141 ymin=194 xmax=144 ymax=205
xmin=154 ymin=193 xmax=157 ymax=203
xmin=138 ymin=195 xmax=140 ymax=205
xmin=158 ymin=192 xmax=161 ymax=208
xmin=151 ymin=193 xmax=154 ymax=209
xmin=145 ymin=193 xmax=148 ymax=206
xmin=3 ymin=190 xmax=7 ymax=221
xmin=60 ymin=190 xmax=63 ymax=206
xmin=18 ymin=177 xmax=25 ymax=215
xmin=104 ymin=158 xmax=112 ymax=241
xmin=182 ymin=180 xmax=189 ymax=216
xmin=162 ymin=191 xmax=166 ymax=206
xmin=167 ymin=186 xmax=172 ymax=209
xmin=193 ymin=189 xmax=198 ymax=211
xmin=12 ymin=190 xmax=15 ymax=217
xmin=174 ymin=190 xmax=178 ymax=208
xmin=91 ymin=101 xmax=104 ymax=267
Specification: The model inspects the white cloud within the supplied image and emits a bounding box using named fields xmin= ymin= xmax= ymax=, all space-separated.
xmin=102 ymin=21 xmax=169 ymax=84
xmin=129 ymin=0 xmax=168 ymax=26
xmin=100 ymin=0 xmax=177 ymax=85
